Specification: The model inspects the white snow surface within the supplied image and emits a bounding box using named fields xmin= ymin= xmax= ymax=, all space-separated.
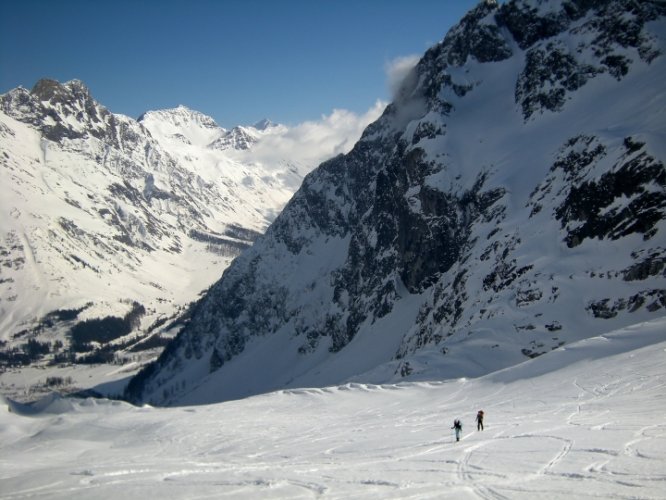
xmin=1 ymin=318 xmax=665 ymax=499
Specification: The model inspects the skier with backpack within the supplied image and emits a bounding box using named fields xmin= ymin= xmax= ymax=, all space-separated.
xmin=476 ymin=410 xmax=484 ymax=431
xmin=452 ymin=419 xmax=463 ymax=442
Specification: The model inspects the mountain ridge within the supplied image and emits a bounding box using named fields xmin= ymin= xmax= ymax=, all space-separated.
xmin=0 ymin=78 xmax=308 ymax=387
xmin=125 ymin=0 xmax=666 ymax=406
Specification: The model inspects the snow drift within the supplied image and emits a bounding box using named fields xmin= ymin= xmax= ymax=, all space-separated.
xmin=2 ymin=318 xmax=665 ymax=498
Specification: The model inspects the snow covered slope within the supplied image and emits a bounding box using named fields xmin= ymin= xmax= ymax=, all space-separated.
xmin=138 ymin=106 xmax=305 ymax=217
xmin=0 ymin=80 xmax=314 ymax=386
xmin=2 ymin=318 xmax=665 ymax=499
xmin=126 ymin=0 xmax=666 ymax=406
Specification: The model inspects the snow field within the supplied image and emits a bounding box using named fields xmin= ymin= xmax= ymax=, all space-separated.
xmin=1 ymin=319 xmax=664 ymax=499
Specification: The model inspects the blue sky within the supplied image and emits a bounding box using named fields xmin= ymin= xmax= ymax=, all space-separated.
xmin=1 ymin=0 xmax=480 ymax=128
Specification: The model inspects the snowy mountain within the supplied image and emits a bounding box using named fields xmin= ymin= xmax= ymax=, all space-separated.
xmin=126 ymin=0 xmax=666 ymax=406
xmin=138 ymin=105 xmax=225 ymax=147
xmin=138 ymin=106 xmax=286 ymax=152
xmin=0 ymin=79 xmax=309 ymax=386
xmin=137 ymin=105 xmax=302 ymax=214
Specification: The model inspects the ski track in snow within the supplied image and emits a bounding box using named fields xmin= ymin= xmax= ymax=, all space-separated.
xmin=1 ymin=326 xmax=666 ymax=499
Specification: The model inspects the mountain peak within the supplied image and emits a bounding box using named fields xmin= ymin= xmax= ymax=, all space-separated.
xmin=0 ymin=77 xmax=115 ymax=142
xmin=30 ymin=78 xmax=92 ymax=105
xmin=208 ymin=125 xmax=260 ymax=151
xmin=138 ymin=106 xmax=225 ymax=147
xmin=253 ymin=118 xmax=276 ymax=131
xmin=0 ymin=76 xmax=307 ymax=394
xmin=139 ymin=106 xmax=222 ymax=130
xmin=124 ymin=0 xmax=666 ymax=406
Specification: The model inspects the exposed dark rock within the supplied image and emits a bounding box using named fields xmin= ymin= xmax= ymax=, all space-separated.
xmin=556 ymin=142 xmax=666 ymax=247
xmin=507 ymin=0 xmax=666 ymax=119
xmin=623 ymin=249 xmax=666 ymax=281
xmin=498 ymin=1 xmax=567 ymax=50
xmin=516 ymin=43 xmax=598 ymax=118
xmin=444 ymin=0 xmax=513 ymax=65
xmin=588 ymin=290 xmax=666 ymax=318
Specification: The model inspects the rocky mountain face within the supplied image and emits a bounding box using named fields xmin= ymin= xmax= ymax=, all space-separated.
xmin=0 ymin=80 xmax=303 ymax=375
xmin=126 ymin=0 xmax=666 ymax=406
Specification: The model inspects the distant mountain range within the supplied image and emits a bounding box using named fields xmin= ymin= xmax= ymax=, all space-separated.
xmin=124 ymin=0 xmax=666 ymax=406
xmin=0 ymin=79 xmax=312 ymax=376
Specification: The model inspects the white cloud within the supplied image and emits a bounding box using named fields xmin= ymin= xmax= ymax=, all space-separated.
xmin=385 ymin=55 xmax=421 ymax=99
xmin=229 ymin=56 xmax=425 ymax=177
xmin=241 ymin=100 xmax=387 ymax=174
xmin=230 ymin=54 xmax=428 ymax=178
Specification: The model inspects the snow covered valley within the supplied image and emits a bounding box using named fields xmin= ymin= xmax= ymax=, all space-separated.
xmin=2 ymin=318 xmax=664 ymax=499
